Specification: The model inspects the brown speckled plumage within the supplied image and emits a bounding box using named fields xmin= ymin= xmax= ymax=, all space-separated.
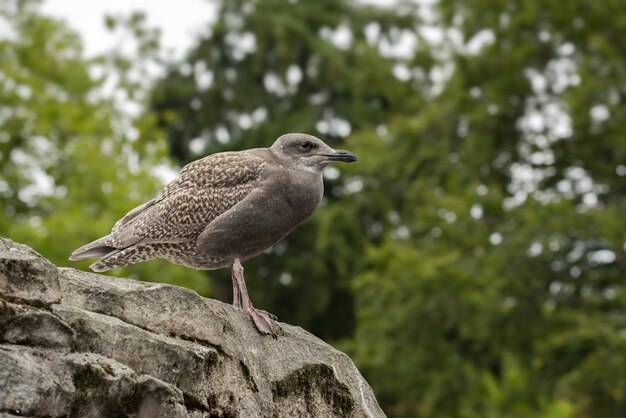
xmin=70 ymin=133 xmax=357 ymax=337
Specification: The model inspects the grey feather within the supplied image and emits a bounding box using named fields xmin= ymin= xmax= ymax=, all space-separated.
xmin=70 ymin=133 xmax=357 ymax=272
xmin=69 ymin=236 xmax=114 ymax=260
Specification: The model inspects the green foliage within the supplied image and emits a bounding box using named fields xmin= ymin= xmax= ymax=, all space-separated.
xmin=150 ymin=0 xmax=420 ymax=338
xmin=0 ymin=0 xmax=207 ymax=292
xmin=2 ymin=0 xmax=625 ymax=416
xmin=340 ymin=0 xmax=626 ymax=416
xmin=151 ymin=0 xmax=626 ymax=416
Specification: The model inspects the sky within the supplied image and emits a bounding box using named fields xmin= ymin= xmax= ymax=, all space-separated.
xmin=42 ymin=0 xmax=216 ymax=59
xmin=38 ymin=0 xmax=219 ymax=184
xmin=40 ymin=0 xmax=407 ymax=59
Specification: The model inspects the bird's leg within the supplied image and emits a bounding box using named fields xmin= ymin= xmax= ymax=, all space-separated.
xmin=231 ymin=259 xmax=277 ymax=320
xmin=231 ymin=266 xmax=241 ymax=308
xmin=231 ymin=258 xmax=277 ymax=338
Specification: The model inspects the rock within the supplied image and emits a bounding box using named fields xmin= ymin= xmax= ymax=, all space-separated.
xmin=0 ymin=239 xmax=61 ymax=306
xmin=0 ymin=303 xmax=75 ymax=349
xmin=0 ymin=237 xmax=384 ymax=417
xmin=0 ymin=346 xmax=74 ymax=417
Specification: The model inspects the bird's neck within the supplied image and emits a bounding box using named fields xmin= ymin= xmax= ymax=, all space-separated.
xmin=283 ymin=168 xmax=324 ymax=219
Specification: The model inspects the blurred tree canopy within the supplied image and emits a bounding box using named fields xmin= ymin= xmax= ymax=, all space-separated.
xmin=151 ymin=0 xmax=421 ymax=340
xmin=0 ymin=0 xmax=208 ymax=291
xmin=2 ymin=0 xmax=626 ymax=416
xmin=151 ymin=0 xmax=626 ymax=416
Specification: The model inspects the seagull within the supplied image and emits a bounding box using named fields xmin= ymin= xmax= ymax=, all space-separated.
xmin=69 ymin=133 xmax=357 ymax=337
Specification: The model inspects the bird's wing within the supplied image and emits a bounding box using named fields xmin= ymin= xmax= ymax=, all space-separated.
xmin=156 ymin=151 xmax=265 ymax=200
xmin=104 ymin=152 xmax=267 ymax=249
xmin=111 ymin=199 xmax=157 ymax=230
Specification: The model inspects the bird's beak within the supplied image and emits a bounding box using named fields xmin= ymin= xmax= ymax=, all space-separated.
xmin=323 ymin=149 xmax=357 ymax=163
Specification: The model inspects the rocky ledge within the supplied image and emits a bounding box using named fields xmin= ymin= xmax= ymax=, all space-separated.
xmin=0 ymin=237 xmax=383 ymax=417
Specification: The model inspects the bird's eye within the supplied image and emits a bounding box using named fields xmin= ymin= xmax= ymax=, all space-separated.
xmin=299 ymin=141 xmax=313 ymax=152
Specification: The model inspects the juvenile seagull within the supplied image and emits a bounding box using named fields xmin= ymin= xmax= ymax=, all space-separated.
xmin=70 ymin=133 xmax=357 ymax=337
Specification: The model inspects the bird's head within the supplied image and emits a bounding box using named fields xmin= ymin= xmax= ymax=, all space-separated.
xmin=269 ymin=133 xmax=357 ymax=173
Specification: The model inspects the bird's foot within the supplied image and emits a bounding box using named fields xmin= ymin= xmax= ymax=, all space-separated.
xmin=231 ymin=257 xmax=277 ymax=337
xmin=256 ymin=308 xmax=277 ymax=321
xmin=245 ymin=305 xmax=277 ymax=338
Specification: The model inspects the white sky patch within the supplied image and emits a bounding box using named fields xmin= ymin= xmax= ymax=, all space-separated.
xmin=10 ymin=142 xmax=60 ymax=205
xmin=0 ymin=12 xmax=17 ymax=41
xmin=194 ymin=61 xmax=214 ymax=90
xmin=252 ymin=107 xmax=268 ymax=124
xmin=287 ymin=64 xmax=303 ymax=86
xmin=323 ymin=166 xmax=341 ymax=180
xmin=263 ymin=72 xmax=288 ymax=96
xmin=558 ymin=42 xmax=575 ymax=56
xmin=357 ymin=0 xmax=395 ymax=6
xmin=391 ymin=225 xmax=410 ymax=240
xmin=437 ymin=208 xmax=456 ymax=223
xmin=509 ymin=57 xmax=584 ymax=208
xmin=476 ymin=184 xmax=488 ymax=196
xmin=426 ymin=62 xmax=455 ymax=96
xmin=464 ymin=29 xmax=495 ymax=55
xmin=489 ymin=232 xmax=503 ymax=246
xmin=189 ymin=137 xmax=206 ymax=155
xmin=316 ymin=115 xmax=352 ymax=137
xmin=527 ymin=242 xmax=543 ymax=257
xmin=42 ymin=0 xmax=215 ymax=59
xmin=393 ymin=63 xmax=411 ymax=81
xmin=587 ymin=249 xmax=616 ymax=265
xmin=505 ymin=162 xmax=547 ymax=207
xmin=34 ymin=1 xmax=218 ymax=203
xmin=445 ymin=27 xmax=464 ymax=51
xmin=379 ymin=29 xmax=418 ymax=59
xmin=546 ymin=57 xmax=580 ymax=93
xmin=215 ymin=126 xmax=230 ymax=144
xmin=320 ymin=24 xmax=354 ymax=50
xmin=470 ymin=204 xmax=483 ymax=220
xmin=238 ymin=113 xmax=253 ymax=130
xmin=419 ymin=25 xmax=444 ymax=45
xmin=364 ymin=22 xmax=381 ymax=44
xmin=279 ymin=272 xmax=292 ymax=285
xmin=344 ymin=177 xmax=364 ymax=194
xmin=309 ymin=91 xmax=329 ymax=106
xmin=590 ymin=104 xmax=610 ymax=122
xmin=151 ymin=163 xmax=179 ymax=184
xmin=226 ymin=31 xmax=257 ymax=61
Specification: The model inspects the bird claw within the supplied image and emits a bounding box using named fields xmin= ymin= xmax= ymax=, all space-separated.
xmin=256 ymin=309 xmax=278 ymax=321
xmin=246 ymin=306 xmax=277 ymax=338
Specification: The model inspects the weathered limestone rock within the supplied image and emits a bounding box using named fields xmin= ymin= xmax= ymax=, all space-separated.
xmin=0 ymin=237 xmax=384 ymax=417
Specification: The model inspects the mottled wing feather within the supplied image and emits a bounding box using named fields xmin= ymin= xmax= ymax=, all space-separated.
xmin=104 ymin=152 xmax=266 ymax=249
xmin=112 ymin=199 xmax=157 ymax=230
xmin=158 ymin=152 xmax=264 ymax=199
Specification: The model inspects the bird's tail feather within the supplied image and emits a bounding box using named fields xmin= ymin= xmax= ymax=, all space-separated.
xmin=69 ymin=236 xmax=117 ymax=261
xmin=89 ymin=244 xmax=160 ymax=272
xmin=71 ymin=237 xmax=162 ymax=272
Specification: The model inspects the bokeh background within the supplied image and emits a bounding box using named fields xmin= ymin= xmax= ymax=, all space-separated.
xmin=2 ymin=0 xmax=625 ymax=416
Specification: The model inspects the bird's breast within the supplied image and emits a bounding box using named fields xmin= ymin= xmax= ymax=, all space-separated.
xmin=195 ymin=170 xmax=323 ymax=261
xmin=281 ymin=171 xmax=324 ymax=222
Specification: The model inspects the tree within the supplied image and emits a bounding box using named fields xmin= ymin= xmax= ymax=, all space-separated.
xmin=150 ymin=0 xmax=420 ymax=339
xmin=346 ymin=0 xmax=626 ymax=416
xmin=0 ymin=0 xmax=208 ymax=291
xmin=5 ymin=0 xmax=625 ymax=416
xmin=152 ymin=0 xmax=626 ymax=416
